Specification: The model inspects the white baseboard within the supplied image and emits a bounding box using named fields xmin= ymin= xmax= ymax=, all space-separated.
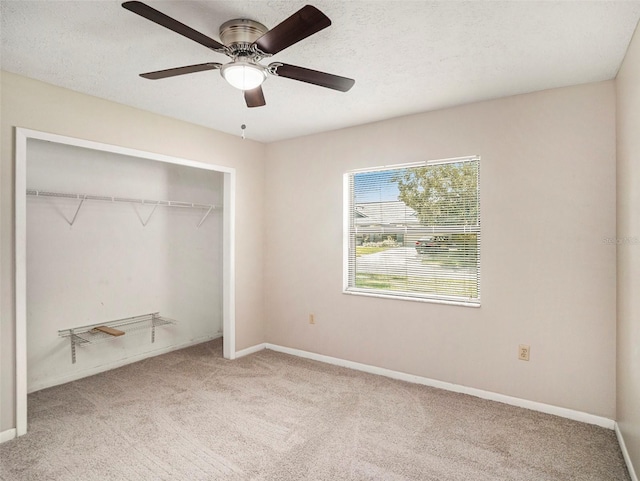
xmin=0 ymin=428 xmax=17 ymax=444
xmin=28 ymin=334 xmax=222 ymax=394
xmin=235 ymin=342 xmax=267 ymax=358
xmin=616 ymin=422 xmax=638 ymax=481
xmin=262 ymin=343 xmax=615 ymax=430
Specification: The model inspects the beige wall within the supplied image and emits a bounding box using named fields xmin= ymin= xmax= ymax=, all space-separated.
xmin=616 ymin=21 xmax=640 ymax=475
xmin=0 ymin=70 xmax=623 ymax=436
xmin=0 ymin=71 xmax=266 ymax=431
xmin=265 ymin=81 xmax=617 ymax=418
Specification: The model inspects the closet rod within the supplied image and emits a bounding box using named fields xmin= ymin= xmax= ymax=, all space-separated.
xmin=26 ymin=189 xmax=218 ymax=227
xmin=26 ymin=189 xmax=217 ymax=210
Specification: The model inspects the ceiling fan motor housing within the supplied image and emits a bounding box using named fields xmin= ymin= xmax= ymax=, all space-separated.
xmin=219 ymin=19 xmax=268 ymax=58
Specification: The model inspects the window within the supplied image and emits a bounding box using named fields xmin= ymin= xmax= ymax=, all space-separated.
xmin=344 ymin=156 xmax=480 ymax=306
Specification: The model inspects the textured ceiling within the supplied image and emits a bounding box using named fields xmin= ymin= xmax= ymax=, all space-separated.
xmin=2 ymin=1 xmax=640 ymax=143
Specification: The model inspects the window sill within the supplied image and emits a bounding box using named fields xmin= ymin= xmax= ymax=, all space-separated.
xmin=343 ymin=288 xmax=481 ymax=308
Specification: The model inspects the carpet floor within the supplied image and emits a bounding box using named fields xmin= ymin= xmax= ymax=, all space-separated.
xmin=0 ymin=339 xmax=630 ymax=480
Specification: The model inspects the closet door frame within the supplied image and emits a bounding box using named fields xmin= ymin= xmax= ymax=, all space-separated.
xmin=14 ymin=127 xmax=236 ymax=436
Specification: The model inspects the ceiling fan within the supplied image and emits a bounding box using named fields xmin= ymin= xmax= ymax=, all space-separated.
xmin=122 ymin=1 xmax=355 ymax=108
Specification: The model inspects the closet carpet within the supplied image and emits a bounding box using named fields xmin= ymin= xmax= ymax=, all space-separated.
xmin=0 ymin=339 xmax=630 ymax=481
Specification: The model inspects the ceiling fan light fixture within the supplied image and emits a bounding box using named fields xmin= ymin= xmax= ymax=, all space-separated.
xmin=221 ymin=61 xmax=266 ymax=91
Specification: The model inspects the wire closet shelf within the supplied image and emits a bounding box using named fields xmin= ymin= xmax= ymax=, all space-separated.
xmin=26 ymin=189 xmax=219 ymax=227
xmin=58 ymin=312 xmax=176 ymax=364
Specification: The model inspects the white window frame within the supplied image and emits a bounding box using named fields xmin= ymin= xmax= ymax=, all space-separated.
xmin=343 ymin=156 xmax=481 ymax=307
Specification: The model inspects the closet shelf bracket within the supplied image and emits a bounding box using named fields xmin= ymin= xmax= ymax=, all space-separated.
xmin=69 ymin=195 xmax=86 ymax=226
xmin=197 ymin=205 xmax=214 ymax=228
xmin=138 ymin=202 xmax=160 ymax=227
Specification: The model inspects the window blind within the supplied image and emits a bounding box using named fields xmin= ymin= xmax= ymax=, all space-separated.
xmin=345 ymin=156 xmax=480 ymax=305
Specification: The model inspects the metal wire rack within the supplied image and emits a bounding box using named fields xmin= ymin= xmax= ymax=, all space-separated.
xmin=58 ymin=312 xmax=176 ymax=363
xmin=27 ymin=189 xmax=218 ymax=227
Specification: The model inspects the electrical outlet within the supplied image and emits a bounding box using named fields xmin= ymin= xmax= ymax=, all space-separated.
xmin=309 ymin=314 xmax=315 ymax=325
xmin=518 ymin=344 xmax=530 ymax=361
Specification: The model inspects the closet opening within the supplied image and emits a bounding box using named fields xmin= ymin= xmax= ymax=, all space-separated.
xmin=14 ymin=128 xmax=236 ymax=436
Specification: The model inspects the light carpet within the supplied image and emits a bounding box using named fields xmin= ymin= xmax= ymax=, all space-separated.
xmin=0 ymin=339 xmax=630 ymax=480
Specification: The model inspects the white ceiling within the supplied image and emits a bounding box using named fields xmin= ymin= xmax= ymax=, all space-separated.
xmin=2 ymin=1 xmax=640 ymax=143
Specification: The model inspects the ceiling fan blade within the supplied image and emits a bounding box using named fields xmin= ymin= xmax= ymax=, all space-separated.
xmin=253 ymin=5 xmax=331 ymax=55
xmin=122 ymin=1 xmax=226 ymax=53
xmin=244 ymin=86 xmax=266 ymax=108
xmin=140 ymin=63 xmax=222 ymax=80
xmin=270 ymin=63 xmax=355 ymax=92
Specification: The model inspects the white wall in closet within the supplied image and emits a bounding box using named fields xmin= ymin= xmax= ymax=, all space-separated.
xmin=26 ymin=139 xmax=223 ymax=392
